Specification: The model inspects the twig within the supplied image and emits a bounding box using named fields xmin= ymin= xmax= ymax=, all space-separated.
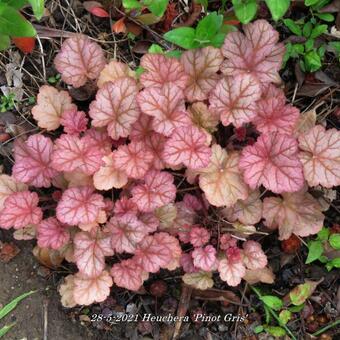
xmin=43 ymin=298 xmax=48 ymax=340
xmin=311 ymin=319 xmax=340 ymax=337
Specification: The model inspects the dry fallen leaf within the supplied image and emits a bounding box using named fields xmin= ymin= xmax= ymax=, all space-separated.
xmin=0 ymin=241 xmax=20 ymax=263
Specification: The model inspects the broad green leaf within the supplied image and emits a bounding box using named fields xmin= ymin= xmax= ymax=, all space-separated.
xmin=195 ymin=12 xmax=223 ymax=42
xmin=164 ymin=27 xmax=197 ymax=49
xmin=165 ymin=50 xmax=182 ymax=58
xmin=122 ymin=0 xmax=142 ymax=10
xmin=0 ymin=322 xmax=16 ymax=338
xmin=318 ymin=45 xmax=325 ymax=58
xmin=0 ymin=33 xmax=10 ymax=50
xmin=306 ymin=240 xmax=323 ymax=264
xmin=28 ymin=0 xmax=44 ymax=20
xmin=210 ymin=32 xmax=226 ymax=48
xmin=0 ymin=290 xmax=36 ymax=320
xmin=264 ymin=325 xmax=286 ymax=337
xmin=319 ymin=255 xmax=329 ymax=263
xmin=315 ymin=13 xmax=335 ymax=22
xmin=261 ymin=295 xmax=283 ymax=311
xmin=254 ymin=325 xmax=264 ymax=333
xmin=305 ymin=0 xmax=320 ymax=5
xmin=265 ymin=0 xmax=290 ymax=21
xmin=147 ymin=0 xmax=168 ymax=17
xmin=283 ymin=19 xmax=302 ymax=36
xmin=135 ymin=66 xmax=145 ymax=78
xmin=2 ymin=0 xmax=27 ymax=9
xmin=135 ymin=13 xmax=161 ymax=25
xmin=0 ymin=4 xmax=36 ymax=37
xmin=326 ymin=258 xmax=340 ymax=271
xmin=232 ymin=0 xmax=257 ymax=24
xmin=279 ymin=310 xmax=292 ymax=325
xmin=303 ymin=22 xmax=313 ymax=38
xmin=310 ymin=24 xmax=327 ymax=39
xmin=329 ymin=234 xmax=340 ymax=250
xmin=304 ymin=50 xmax=322 ymax=72
xmin=305 ymin=38 xmax=314 ymax=51
xmin=317 ymin=227 xmax=329 ymax=241
xmin=292 ymin=43 xmax=304 ymax=56
xmin=289 ymin=280 xmax=321 ymax=306
xmin=288 ymin=304 xmax=304 ymax=312
xmin=328 ymin=41 xmax=340 ymax=55
xmin=148 ymin=43 xmax=164 ymax=54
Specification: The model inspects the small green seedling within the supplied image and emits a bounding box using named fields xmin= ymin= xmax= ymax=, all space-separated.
xmin=0 ymin=93 xmax=16 ymax=112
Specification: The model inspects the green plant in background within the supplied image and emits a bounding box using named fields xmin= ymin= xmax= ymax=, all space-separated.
xmin=164 ymin=12 xmax=233 ymax=49
xmin=0 ymin=290 xmax=36 ymax=338
xmin=0 ymin=93 xmax=16 ymax=112
xmin=0 ymin=0 xmax=44 ymax=50
xmin=305 ymin=227 xmax=340 ymax=270
xmin=122 ymin=0 xmax=169 ymax=17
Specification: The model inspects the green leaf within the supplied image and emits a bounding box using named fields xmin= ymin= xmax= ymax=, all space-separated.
xmin=306 ymin=240 xmax=323 ymax=264
xmin=326 ymin=258 xmax=340 ymax=271
xmin=289 ymin=281 xmax=317 ymax=306
xmin=164 ymin=27 xmax=197 ymax=49
xmin=0 ymin=290 xmax=36 ymax=320
xmin=304 ymin=50 xmax=322 ymax=72
xmin=254 ymin=325 xmax=264 ymax=334
xmin=265 ymin=0 xmax=290 ymax=21
xmin=122 ymin=0 xmax=142 ymax=10
xmin=317 ymin=227 xmax=329 ymax=241
xmin=305 ymin=38 xmax=314 ymax=51
xmin=329 ymin=234 xmax=340 ymax=250
xmin=264 ymin=305 xmax=271 ymax=323
xmin=148 ymin=43 xmax=164 ymax=54
xmin=165 ymin=50 xmax=182 ymax=58
xmin=328 ymin=41 xmax=340 ymax=55
xmin=288 ymin=304 xmax=305 ymax=312
xmin=261 ymin=295 xmax=283 ymax=311
xmin=284 ymin=19 xmax=302 ymax=36
xmin=210 ymin=32 xmax=226 ymax=48
xmin=0 ymin=322 xmax=16 ymax=338
xmin=292 ymin=43 xmax=304 ymax=56
xmin=135 ymin=66 xmax=145 ymax=78
xmin=303 ymin=22 xmax=313 ymax=38
xmin=305 ymin=0 xmax=320 ymax=6
xmin=315 ymin=13 xmax=335 ymax=22
xmin=146 ymin=0 xmax=168 ymax=17
xmin=232 ymin=0 xmax=257 ymax=24
xmin=318 ymin=45 xmax=325 ymax=58
xmin=27 ymin=0 xmax=44 ymax=20
xmin=319 ymin=255 xmax=329 ymax=263
xmin=264 ymin=325 xmax=286 ymax=337
xmin=310 ymin=24 xmax=327 ymax=39
xmin=0 ymin=33 xmax=10 ymax=50
xmin=195 ymin=12 xmax=223 ymax=42
xmin=279 ymin=310 xmax=292 ymax=325
xmin=2 ymin=0 xmax=28 ymax=9
xmin=0 ymin=4 xmax=36 ymax=37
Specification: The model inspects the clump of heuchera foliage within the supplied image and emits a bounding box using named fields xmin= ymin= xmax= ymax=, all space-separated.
xmin=1 ymin=20 xmax=339 ymax=307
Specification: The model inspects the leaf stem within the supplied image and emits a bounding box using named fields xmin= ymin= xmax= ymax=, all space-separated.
xmin=311 ymin=319 xmax=340 ymax=337
xmin=250 ymin=286 xmax=297 ymax=340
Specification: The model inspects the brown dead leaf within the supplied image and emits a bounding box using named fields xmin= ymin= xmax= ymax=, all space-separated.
xmin=33 ymin=246 xmax=64 ymax=269
xmin=173 ymin=284 xmax=192 ymax=339
xmin=0 ymin=241 xmax=20 ymax=263
xmin=191 ymin=287 xmax=241 ymax=305
xmin=243 ymin=267 xmax=275 ymax=285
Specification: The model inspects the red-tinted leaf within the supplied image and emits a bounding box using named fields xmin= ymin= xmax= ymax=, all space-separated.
xmin=242 ymin=240 xmax=267 ymax=270
xmin=220 ymin=234 xmax=237 ymax=250
xmin=180 ymin=252 xmax=197 ymax=273
xmin=298 ymin=125 xmax=340 ymax=188
xmin=218 ymin=257 xmax=245 ymax=286
xmin=37 ymin=217 xmax=70 ymax=250
xmin=114 ymin=197 xmax=139 ymax=217
xmin=89 ymin=77 xmax=140 ymax=139
xmin=192 ymin=245 xmax=217 ymax=271
xmin=140 ymin=54 xmax=188 ymax=89
xmin=189 ymin=226 xmax=210 ymax=247
xmin=131 ymin=170 xmax=176 ymax=212
xmin=209 ymin=74 xmax=261 ymax=127
xmin=183 ymin=194 xmax=203 ymax=212
xmin=54 ymin=35 xmax=106 ymax=88
xmin=60 ymin=108 xmax=88 ymax=134
xmin=181 ymin=47 xmax=223 ymax=102
xmin=74 ymin=231 xmax=113 ymax=277
xmin=0 ymin=175 xmax=27 ymax=211
xmin=239 ymin=133 xmax=304 ymax=194
xmin=0 ymin=191 xmax=42 ymax=229
xmin=163 ymin=125 xmax=212 ymax=170
xmin=221 ymin=20 xmax=285 ymax=84
xmin=97 ymin=60 xmax=135 ymax=88
xmin=56 ymin=187 xmax=105 ymax=226
xmin=12 ymin=37 xmax=35 ymax=54
xmin=13 ymin=135 xmax=58 ymax=188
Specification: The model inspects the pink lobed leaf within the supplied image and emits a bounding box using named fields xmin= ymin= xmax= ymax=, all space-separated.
xmin=181 ymin=47 xmax=223 ymax=102
xmin=37 ymin=217 xmax=70 ymax=250
xmin=112 ymin=141 xmax=153 ymax=179
xmin=192 ymin=245 xmax=217 ymax=272
xmin=111 ymin=258 xmax=145 ymax=291
xmin=130 ymin=113 xmax=155 ymax=142
xmin=189 ymin=226 xmax=210 ymax=247
xmin=180 ymin=252 xmax=198 ymax=273
xmin=220 ymin=234 xmax=238 ymax=250
xmin=137 ymin=83 xmax=191 ymax=137
xmin=74 ymin=231 xmax=113 ymax=277
xmin=262 ymin=190 xmax=324 ymax=240
xmin=60 ymin=108 xmax=88 ymax=134
xmin=56 ymin=186 xmax=105 ymax=226
xmin=209 ymin=74 xmax=261 ymax=128
xmin=131 ymin=170 xmax=176 ymax=212
xmin=51 ymin=134 xmax=104 ymax=175
xmin=73 ymin=270 xmax=113 ymax=305
xmin=218 ymin=257 xmax=246 ymax=286
xmin=13 ymin=135 xmax=58 ymax=188
xmin=221 ymin=20 xmax=285 ymax=84
xmin=0 ymin=191 xmax=42 ymax=229
xmin=140 ymin=54 xmax=188 ymax=89
xmin=183 ymin=193 xmax=203 ymax=212
xmin=242 ymin=240 xmax=267 ymax=270
xmin=0 ymin=175 xmax=27 ymax=211
xmin=188 ymin=102 xmax=220 ymax=133
xmin=97 ymin=60 xmax=135 ymax=88
xmin=108 ymin=214 xmax=148 ymax=253
xmin=114 ymin=197 xmax=139 ymax=217
xmin=162 ymin=125 xmax=212 ymax=170
xmin=144 ymin=133 xmax=167 ymax=170
xmin=54 ymin=35 xmax=106 ymax=88
xmin=239 ymin=133 xmax=304 ymax=194
xmin=298 ymin=125 xmax=340 ymax=188
xmin=32 ymin=85 xmax=76 ymax=131
xmin=253 ymin=97 xmax=300 ymax=135
xmin=89 ymin=77 xmax=140 ymax=139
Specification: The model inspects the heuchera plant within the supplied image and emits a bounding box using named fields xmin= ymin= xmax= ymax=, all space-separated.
xmin=1 ymin=20 xmax=340 ymax=307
